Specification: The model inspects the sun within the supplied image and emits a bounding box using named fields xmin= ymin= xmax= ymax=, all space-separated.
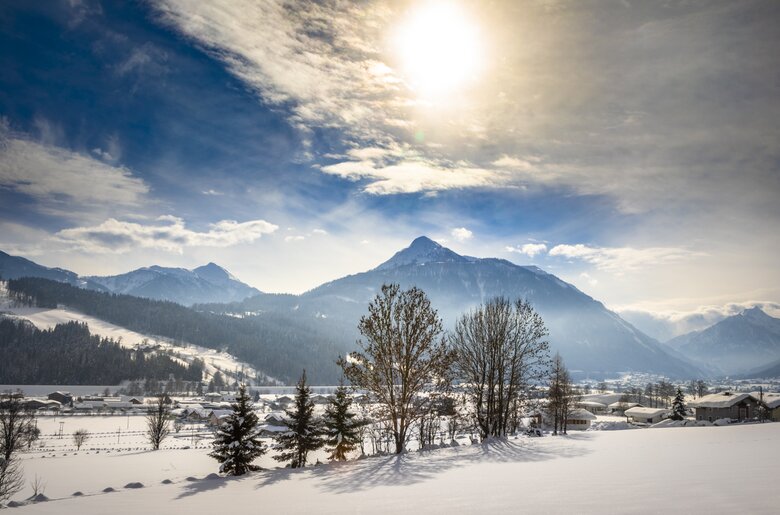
xmin=394 ymin=1 xmax=484 ymax=99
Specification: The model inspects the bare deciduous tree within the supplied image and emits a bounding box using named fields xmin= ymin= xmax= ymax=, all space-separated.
xmin=0 ymin=392 xmax=34 ymax=463
xmin=72 ymin=429 xmax=90 ymax=451
xmin=29 ymin=473 xmax=46 ymax=498
xmin=0 ymin=456 xmax=23 ymax=502
xmin=146 ymin=394 xmax=171 ymax=450
xmin=339 ymin=284 xmax=453 ymax=454
xmin=548 ymin=353 xmax=579 ymax=435
xmin=0 ymin=392 xmax=33 ymax=503
xmin=695 ymin=379 xmax=708 ymax=399
xmin=451 ymin=297 xmax=550 ymax=439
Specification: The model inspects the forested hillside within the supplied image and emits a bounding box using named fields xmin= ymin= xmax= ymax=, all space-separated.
xmin=6 ymin=278 xmax=348 ymax=383
xmin=0 ymin=319 xmax=201 ymax=384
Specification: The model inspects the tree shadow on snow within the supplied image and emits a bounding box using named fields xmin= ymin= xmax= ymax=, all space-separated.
xmin=254 ymin=435 xmax=592 ymax=494
xmin=175 ymin=475 xmax=237 ymax=499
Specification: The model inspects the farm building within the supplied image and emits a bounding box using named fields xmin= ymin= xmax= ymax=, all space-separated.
xmin=565 ymin=408 xmax=597 ymax=429
xmin=692 ymin=392 xmax=760 ymax=422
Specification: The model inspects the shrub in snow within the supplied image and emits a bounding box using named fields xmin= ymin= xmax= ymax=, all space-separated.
xmin=124 ymin=482 xmax=144 ymax=489
xmin=72 ymin=491 xmax=83 ymax=496
xmin=161 ymin=479 xmax=173 ymax=484
xmin=209 ymin=384 xmax=266 ymax=476
xmin=102 ymin=487 xmax=115 ymax=493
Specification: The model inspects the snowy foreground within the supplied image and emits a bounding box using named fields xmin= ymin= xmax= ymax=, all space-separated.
xmin=11 ymin=423 xmax=780 ymax=514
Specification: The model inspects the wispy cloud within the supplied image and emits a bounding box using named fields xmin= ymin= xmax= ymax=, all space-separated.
xmin=54 ymin=216 xmax=278 ymax=253
xmin=321 ymin=159 xmax=506 ymax=195
xmin=153 ymin=0 xmax=402 ymax=138
xmin=0 ymin=125 xmax=148 ymax=218
xmin=549 ymin=243 xmax=702 ymax=272
xmin=506 ymin=243 xmax=547 ymax=258
xmin=150 ymin=0 xmax=780 ymax=219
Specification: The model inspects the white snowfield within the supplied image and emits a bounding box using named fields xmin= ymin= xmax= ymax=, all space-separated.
xmin=11 ymin=423 xmax=780 ymax=514
xmin=0 ymin=303 xmax=271 ymax=384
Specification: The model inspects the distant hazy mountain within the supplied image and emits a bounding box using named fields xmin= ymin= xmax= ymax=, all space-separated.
xmin=86 ymin=263 xmax=260 ymax=305
xmin=213 ymin=236 xmax=700 ymax=378
xmin=739 ymin=357 xmax=780 ymax=379
xmin=0 ymin=250 xmax=105 ymax=290
xmin=0 ymin=250 xmax=259 ymax=306
xmin=667 ymin=307 xmax=780 ymax=375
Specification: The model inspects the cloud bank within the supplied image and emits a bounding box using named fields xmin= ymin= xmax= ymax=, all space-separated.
xmin=55 ymin=216 xmax=278 ymax=253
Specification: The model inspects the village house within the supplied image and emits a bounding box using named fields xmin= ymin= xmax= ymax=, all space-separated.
xmin=264 ymin=413 xmax=286 ymax=426
xmin=208 ymin=409 xmax=232 ymax=427
xmin=692 ymin=392 xmax=759 ymax=422
xmin=608 ymin=401 xmax=642 ymax=415
xmin=624 ymin=407 xmax=669 ymax=425
xmin=24 ymin=398 xmax=61 ymax=411
xmin=47 ymin=391 xmax=73 ymax=406
xmin=577 ymin=400 xmax=607 ymax=414
xmin=767 ymin=397 xmax=780 ymax=422
xmin=565 ymin=408 xmax=597 ymax=429
xmin=752 ymin=392 xmax=780 ymax=421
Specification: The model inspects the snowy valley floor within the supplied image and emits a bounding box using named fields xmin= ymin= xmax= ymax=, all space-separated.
xmin=10 ymin=422 xmax=780 ymax=514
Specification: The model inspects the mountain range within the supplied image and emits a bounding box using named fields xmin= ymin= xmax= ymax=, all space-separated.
xmin=7 ymin=237 xmax=779 ymax=379
xmin=85 ymin=263 xmax=260 ymax=305
xmin=0 ymin=251 xmax=259 ymax=306
xmin=667 ymin=307 xmax=780 ymax=376
xmin=202 ymin=237 xmax=701 ymax=378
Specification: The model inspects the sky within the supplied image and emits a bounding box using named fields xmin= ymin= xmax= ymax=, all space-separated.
xmin=1 ymin=0 xmax=779 ymax=336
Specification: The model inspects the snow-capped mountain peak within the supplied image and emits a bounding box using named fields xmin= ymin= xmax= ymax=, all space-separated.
xmin=194 ymin=262 xmax=240 ymax=284
xmin=375 ymin=236 xmax=469 ymax=271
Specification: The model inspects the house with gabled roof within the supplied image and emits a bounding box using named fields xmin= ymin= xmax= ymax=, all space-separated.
xmin=691 ymin=392 xmax=759 ymax=422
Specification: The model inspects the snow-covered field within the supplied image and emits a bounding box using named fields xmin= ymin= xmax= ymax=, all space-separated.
xmin=9 ymin=422 xmax=780 ymax=513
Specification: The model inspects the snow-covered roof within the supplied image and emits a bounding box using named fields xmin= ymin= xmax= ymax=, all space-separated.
xmin=566 ymin=408 xmax=597 ymax=421
xmin=578 ymin=401 xmax=607 ymax=408
xmin=747 ymin=392 xmax=780 ymax=409
xmin=608 ymin=401 xmax=641 ymax=409
xmin=265 ymin=413 xmax=286 ymax=423
xmin=691 ymin=392 xmax=757 ymax=408
xmin=624 ymin=407 xmax=669 ymax=418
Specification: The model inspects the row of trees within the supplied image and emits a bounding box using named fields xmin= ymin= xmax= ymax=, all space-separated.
xmin=340 ymin=284 xmax=554 ymax=452
xmin=210 ymin=378 xmax=363 ymax=475
xmin=212 ymin=282 xmax=558 ymax=475
xmin=617 ymin=379 xmax=709 ymax=409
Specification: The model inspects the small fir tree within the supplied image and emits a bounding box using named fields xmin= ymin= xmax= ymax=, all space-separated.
xmin=671 ymin=387 xmax=687 ymax=421
xmin=323 ymin=383 xmax=362 ymax=461
xmin=210 ymin=384 xmax=265 ymax=475
xmin=273 ymin=370 xmax=323 ymax=468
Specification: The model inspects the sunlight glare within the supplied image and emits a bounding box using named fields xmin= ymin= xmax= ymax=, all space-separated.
xmin=394 ymin=1 xmax=484 ymax=99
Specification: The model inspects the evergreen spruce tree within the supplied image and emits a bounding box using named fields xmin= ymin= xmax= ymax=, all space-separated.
xmin=323 ymin=383 xmax=362 ymax=461
xmin=273 ymin=370 xmax=323 ymax=468
xmin=209 ymin=384 xmax=265 ymax=475
xmin=671 ymin=387 xmax=687 ymax=421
